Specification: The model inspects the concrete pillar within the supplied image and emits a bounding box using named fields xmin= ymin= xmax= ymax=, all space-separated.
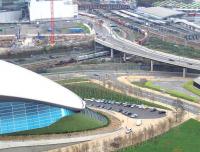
xmin=94 ymin=43 xmax=97 ymax=52
xmin=150 ymin=60 xmax=154 ymax=72
xmin=110 ymin=48 xmax=114 ymax=59
xmin=123 ymin=53 xmax=126 ymax=62
xmin=183 ymin=68 xmax=187 ymax=78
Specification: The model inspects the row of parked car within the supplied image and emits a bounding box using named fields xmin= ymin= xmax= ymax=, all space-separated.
xmin=85 ymin=98 xmax=166 ymax=119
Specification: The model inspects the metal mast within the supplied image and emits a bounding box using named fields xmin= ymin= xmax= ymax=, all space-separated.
xmin=50 ymin=0 xmax=55 ymax=47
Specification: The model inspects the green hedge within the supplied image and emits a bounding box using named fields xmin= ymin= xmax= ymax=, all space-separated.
xmin=64 ymin=82 xmax=169 ymax=110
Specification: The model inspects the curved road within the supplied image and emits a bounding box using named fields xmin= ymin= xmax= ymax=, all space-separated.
xmin=82 ymin=15 xmax=200 ymax=71
xmin=44 ymin=70 xmax=200 ymax=114
xmin=3 ymin=70 xmax=199 ymax=151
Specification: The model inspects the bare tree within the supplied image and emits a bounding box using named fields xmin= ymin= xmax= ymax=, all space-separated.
xmin=173 ymin=98 xmax=185 ymax=123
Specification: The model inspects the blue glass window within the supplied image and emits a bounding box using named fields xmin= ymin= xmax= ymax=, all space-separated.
xmin=0 ymin=99 xmax=74 ymax=134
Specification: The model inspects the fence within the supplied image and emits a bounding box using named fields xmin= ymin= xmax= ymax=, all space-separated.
xmin=81 ymin=108 xmax=108 ymax=125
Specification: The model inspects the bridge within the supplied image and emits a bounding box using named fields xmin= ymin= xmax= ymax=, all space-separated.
xmin=93 ymin=23 xmax=200 ymax=77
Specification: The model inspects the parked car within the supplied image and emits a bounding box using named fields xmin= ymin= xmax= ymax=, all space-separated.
xmin=130 ymin=114 xmax=138 ymax=118
xmin=108 ymin=107 xmax=112 ymax=110
xmin=150 ymin=108 xmax=157 ymax=112
xmin=158 ymin=111 xmax=166 ymax=114
xmin=118 ymin=109 xmax=123 ymax=112
xmin=127 ymin=112 xmax=132 ymax=116
xmin=131 ymin=104 xmax=136 ymax=108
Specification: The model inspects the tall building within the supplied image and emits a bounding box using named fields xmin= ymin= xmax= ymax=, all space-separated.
xmin=0 ymin=0 xmax=28 ymax=23
xmin=0 ymin=0 xmax=78 ymax=23
xmin=29 ymin=0 xmax=78 ymax=21
xmin=0 ymin=60 xmax=85 ymax=134
xmin=0 ymin=0 xmax=26 ymax=8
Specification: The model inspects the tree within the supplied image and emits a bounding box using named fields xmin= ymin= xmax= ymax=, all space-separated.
xmin=173 ymin=98 xmax=185 ymax=122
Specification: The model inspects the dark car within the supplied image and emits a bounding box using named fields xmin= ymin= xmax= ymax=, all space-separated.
xmin=168 ymin=59 xmax=175 ymax=62
xmin=127 ymin=112 xmax=132 ymax=116
xmin=158 ymin=111 xmax=166 ymax=114
xmin=108 ymin=107 xmax=112 ymax=110
xmin=124 ymin=111 xmax=129 ymax=115
xmin=150 ymin=108 xmax=157 ymax=112
xmin=101 ymin=105 xmax=105 ymax=108
xmin=118 ymin=109 xmax=123 ymax=112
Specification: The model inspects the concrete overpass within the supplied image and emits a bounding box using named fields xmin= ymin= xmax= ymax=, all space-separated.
xmin=94 ymin=24 xmax=200 ymax=77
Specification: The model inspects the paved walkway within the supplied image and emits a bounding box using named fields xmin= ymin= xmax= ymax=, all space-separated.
xmin=118 ymin=75 xmax=200 ymax=109
xmin=153 ymin=80 xmax=199 ymax=98
xmin=0 ymin=129 xmax=122 ymax=150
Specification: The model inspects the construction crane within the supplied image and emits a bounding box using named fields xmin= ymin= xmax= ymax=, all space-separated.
xmin=50 ymin=0 xmax=55 ymax=47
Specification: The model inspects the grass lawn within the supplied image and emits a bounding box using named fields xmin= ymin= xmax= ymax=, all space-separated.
xmin=144 ymin=37 xmax=200 ymax=59
xmin=63 ymin=82 xmax=169 ymax=110
xmin=132 ymin=81 xmax=198 ymax=103
xmin=145 ymin=81 xmax=163 ymax=92
xmin=5 ymin=113 xmax=106 ymax=136
xmin=118 ymin=119 xmax=200 ymax=152
xmin=76 ymin=22 xmax=90 ymax=33
xmin=183 ymin=81 xmax=200 ymax=97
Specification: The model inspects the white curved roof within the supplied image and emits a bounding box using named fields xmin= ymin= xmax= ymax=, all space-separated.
xmin=0 ymin=60 xmax=85 ymax=110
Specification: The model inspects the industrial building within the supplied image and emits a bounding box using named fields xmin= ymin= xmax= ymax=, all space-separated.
xmin=0 ymin=0 xmax=26 ymax=23
xmin=136 ymin=7 xmax=185 ymax=20
xmin=0 ymin=60 xmax=85 ymax=134
xmin=0 ymin=0 xmax=78 ymax=23
xmin=29 ymin=0 xmax=78 ymax=21
xmin=0 ymin=10 xmax=22 ymax=23
xmin=154 ymin=0 xmax=200 ymax=11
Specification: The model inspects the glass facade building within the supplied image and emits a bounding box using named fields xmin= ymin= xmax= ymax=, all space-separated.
xmin=0 ymin=97 xmax=74 ymax=135
xmin=0 ymin=60 xmax=85 ymax=135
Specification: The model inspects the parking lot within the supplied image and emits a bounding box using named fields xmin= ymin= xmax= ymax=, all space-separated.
xmin=85 ymin=99 xmax=166 ymax=119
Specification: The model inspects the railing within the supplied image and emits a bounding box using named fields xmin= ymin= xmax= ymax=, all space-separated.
xmin=81 ymin=107 xmax=108 ymax=125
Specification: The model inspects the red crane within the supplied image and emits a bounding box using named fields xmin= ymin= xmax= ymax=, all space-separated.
xmin=50 ymin=0 xmax=55 ymax=47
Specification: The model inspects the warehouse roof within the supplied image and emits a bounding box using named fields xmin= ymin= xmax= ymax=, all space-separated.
xmin=137 ymin=7 xmax=185 ymax=20
xmin=0 ymin=60 xmax=85 ymax=110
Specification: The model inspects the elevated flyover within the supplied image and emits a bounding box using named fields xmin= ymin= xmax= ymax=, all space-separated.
xmin=93 ymin=23 xmax=200 ymax=77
